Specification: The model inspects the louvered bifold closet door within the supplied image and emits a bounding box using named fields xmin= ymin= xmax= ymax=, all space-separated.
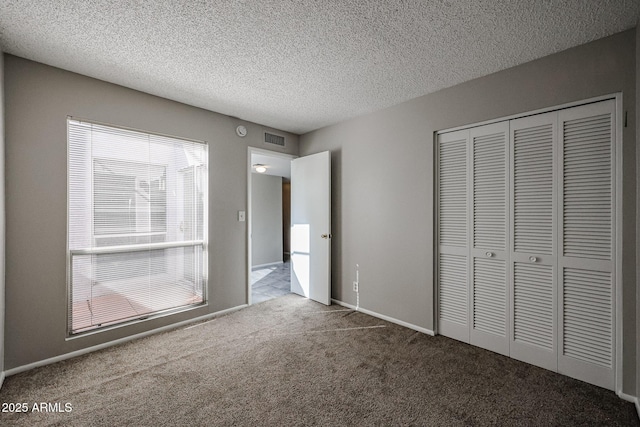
xmin=469 ymin=123 xmax=510 ymax=356
xmin=557 ymin=100 xmax=616 ymax=390
xmin=509 ymin=112 xmax=558 ymax=372
xmin=437 ymin=129 xmax=470 ymax=343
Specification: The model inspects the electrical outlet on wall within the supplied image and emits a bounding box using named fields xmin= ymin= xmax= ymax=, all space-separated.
xmin=353 ymin=281 xmax=358 ymax=292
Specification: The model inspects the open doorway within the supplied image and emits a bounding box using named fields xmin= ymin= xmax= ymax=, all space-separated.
xmin=247 ymin=148 xmax=295 ymax=304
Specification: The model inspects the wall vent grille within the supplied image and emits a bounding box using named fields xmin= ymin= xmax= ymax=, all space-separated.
xmin=265 ymin=132 xmax=285 ymax=147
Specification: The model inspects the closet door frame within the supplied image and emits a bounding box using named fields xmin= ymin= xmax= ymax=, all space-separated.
xmin=614 ymin=94 xmax=623 ymax=396
xmin=434 ymin=93 xmax=623 ymax=394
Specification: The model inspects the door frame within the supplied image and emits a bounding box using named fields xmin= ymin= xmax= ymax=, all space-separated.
xmin=247 ymin=147 xmax=297 ymax=305
xmin=434 ymin=92 xmax=623 ymax=395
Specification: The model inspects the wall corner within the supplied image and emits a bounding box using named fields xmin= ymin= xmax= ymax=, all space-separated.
xmin=0 ymin=51 xmax=6 ymax=385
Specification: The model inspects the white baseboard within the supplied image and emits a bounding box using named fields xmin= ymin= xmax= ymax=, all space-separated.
xmin=252 ymin=261 xmax=283 ymax=269
xmin=332 ymin=299 xmax=435 ymax=336
xmin=4 ymin=304 xmax=247 ymax=377
xmin=618 ymin=391 xmax=636 ymax=402
xmin=617 ymin=391 xmax=639 ymax=417
xmin=0 ymin=371 xmax=5 ymax=390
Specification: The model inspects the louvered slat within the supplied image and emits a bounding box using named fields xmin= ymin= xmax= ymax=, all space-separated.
xmin=563 ymin=114 xmax=612 ymax=259
xmin=513 ymin=263 xmax=553 ymax=350
xmin=473 ymin=132 xmax=506 ymax=250
xmin=563 ymin=268 xmax=612 ymax=367
xmin=439 ymin=138 xmax=467 ymax=247
xmin=439 ymin=254 xmax=467 ymax=325
xmin=513 ymin=124 xmax=553 ymax=254
xmin=473 ymin=258 xmax=506 ymax=336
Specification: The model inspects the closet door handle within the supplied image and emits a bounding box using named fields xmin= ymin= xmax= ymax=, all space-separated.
xmin=485 ymin=252 xmax=493 ymax=258
xmin=529 ymin=256 xmax=537 ymax=263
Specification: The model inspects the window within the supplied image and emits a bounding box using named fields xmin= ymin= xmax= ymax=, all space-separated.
xmin=68 ymin=118 xmax=207 ymax=335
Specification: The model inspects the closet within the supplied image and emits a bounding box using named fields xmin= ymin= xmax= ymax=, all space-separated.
xmin=436 ymin=98 xmax=618 ymax=390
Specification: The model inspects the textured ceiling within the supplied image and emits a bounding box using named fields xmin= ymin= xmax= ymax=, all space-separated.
xmin=1 ymin=1 xmax=639 ymax=134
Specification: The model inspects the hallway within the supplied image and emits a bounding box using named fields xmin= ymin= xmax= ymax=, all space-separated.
xmin=251 ymin=261 xmax=290 ymax=304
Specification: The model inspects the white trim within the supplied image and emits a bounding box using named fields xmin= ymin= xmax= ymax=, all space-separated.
xmin=332 ymin=299 xmax=435 ymax=336
xmin=251 ymin=261 xmax=284 ymax=269
xmin=433 ymin=131 xmax=440 ymax=335
xmin=247 ymin=147 xmax=297 ymax=306
xmin=0 ymin=372 xmax=5 ymax=390
xmin=249 ymin=146 xmax=297 ymax=160
xmin=71 ymin=240 xmax=204 ymax=256
xmin=66 ymin=303 xmax=210 ymax=341
xmin=5 ymin=304 xmax=247 ymax=377
xmin=618 ymin=391 xmax=637 ymax=403
xmin=67 ymin=115 xmax=206 ymax=145
xmin=437 ymin=93 xmax=618 ymax=135
xmin=617 ymin=391 xmax=639 ymax=420
xmin=614 ymin=94 xmax=624 ymax=396
xmin=247 ymin=148 xmax=253 ymax=306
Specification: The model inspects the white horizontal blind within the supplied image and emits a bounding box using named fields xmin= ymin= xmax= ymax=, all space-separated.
xmin=68 ymin=119 xmax=208 ymax=334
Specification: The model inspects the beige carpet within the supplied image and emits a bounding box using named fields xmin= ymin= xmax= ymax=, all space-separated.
xmin=0 ymin=294 xmax=637 ymax=426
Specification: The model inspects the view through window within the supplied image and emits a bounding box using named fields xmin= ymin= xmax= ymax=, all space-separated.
xmin=67 ymin=119 xmax=207 ymax=334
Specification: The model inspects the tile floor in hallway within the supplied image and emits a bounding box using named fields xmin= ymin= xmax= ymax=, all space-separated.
xmin=251 ymin=261 xmax=291 ymax=304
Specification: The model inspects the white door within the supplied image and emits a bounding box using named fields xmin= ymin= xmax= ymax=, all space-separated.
xmin=469 ymin=122 xmax=510 ymax=356
xmin=290 ymin=151 xmax=331 ymax=305
xmin=437 ymin=130 xmax=469 ymax=343
xmin=557 ymin=100 xmax=616 ymax=390
xmin=436 ymin=99 xmax=617 ymax=391
xmin=508 ymin=111 xmax=558 ymax=372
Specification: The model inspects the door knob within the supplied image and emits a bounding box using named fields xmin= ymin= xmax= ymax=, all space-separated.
xmin=321 ymin=234 xmax=331 ymax=239
xmin=529 ymin=256 xmax=537 ymax=263
xmin=485 ymin=252 xmax=493 ymax=258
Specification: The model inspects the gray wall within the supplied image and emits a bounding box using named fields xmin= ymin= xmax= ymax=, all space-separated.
xmin=3 ymin=55 xmax=298 ymax=370
xmin=300 ymin=29 xmax=637 ymax=395
xmin=0 ymin=52 xmax=5 ymax=379
xmin=251 ymin=173 xmax=283 ymax=267
xmin=636 ymin=21 xmax=640 ymax=405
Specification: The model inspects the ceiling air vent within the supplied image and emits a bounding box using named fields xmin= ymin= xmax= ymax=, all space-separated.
xmin=264 ymin=132 xmax=285 ymax=147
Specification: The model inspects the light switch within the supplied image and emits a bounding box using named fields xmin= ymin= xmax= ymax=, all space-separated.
xmin=238 ymin=211 xmax=246 ymax=222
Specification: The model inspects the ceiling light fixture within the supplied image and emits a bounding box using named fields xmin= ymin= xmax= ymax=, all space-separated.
xmin=253 ymin=164 xmax=267 ymax=173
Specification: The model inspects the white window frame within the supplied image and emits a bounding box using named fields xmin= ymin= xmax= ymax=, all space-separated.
xmin=66 ymin=117 xmax=208 ymax=336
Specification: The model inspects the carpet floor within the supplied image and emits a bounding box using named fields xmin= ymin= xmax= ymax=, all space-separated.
xmin=0 ymin=294 xmax=637 ymax=426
